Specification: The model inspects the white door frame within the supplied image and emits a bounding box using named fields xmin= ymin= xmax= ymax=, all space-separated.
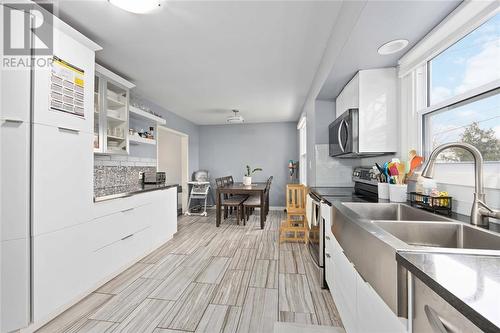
xmin=157 ymin=125 xmax=189 ymax=211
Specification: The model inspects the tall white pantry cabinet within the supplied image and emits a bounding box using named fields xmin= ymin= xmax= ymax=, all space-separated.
xmin=1 ymin=3 xmax=101 ymax=331
xmin=31 ymin=17 xmax=101 ymax=325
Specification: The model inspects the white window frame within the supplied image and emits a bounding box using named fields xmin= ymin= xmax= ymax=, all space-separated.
xmin=297 ymin=115 xmax=307 ymax=186
xmin=398 ymin=1 xmax=500 ymax=189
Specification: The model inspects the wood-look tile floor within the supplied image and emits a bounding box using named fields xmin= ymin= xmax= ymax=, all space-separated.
xmin=37 ymin=210 xmax=343 ymax=333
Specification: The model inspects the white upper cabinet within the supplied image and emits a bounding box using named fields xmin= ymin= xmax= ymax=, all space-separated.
xmin=94 ymin=64 xmax=135 ymax=155
xmin=32 ymin=24 xmax=98 ymax=133
xmin=336 ymin=73 xmax=359 ymax=117
xmin=335 ymin=68 xmax=397 ymax=154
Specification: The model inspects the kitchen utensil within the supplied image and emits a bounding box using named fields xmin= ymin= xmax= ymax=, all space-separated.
xmin=408 ymin=149 xmax=417 ymax=161
xmin=397 ymin=162 xmax=406 ymax=184
xmin=389 ymin=164 xmax=399 ymax=177
xmin=375 ymin=163 xmax=385 ymax=175
xmin=383 ymin=162 xmax=390 ymax=180
xmin=409 ymin=156 xmax=424 ymax=176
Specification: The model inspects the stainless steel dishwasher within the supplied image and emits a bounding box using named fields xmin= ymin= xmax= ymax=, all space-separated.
xmin=409 ymin=273 xmax=482 ymax=333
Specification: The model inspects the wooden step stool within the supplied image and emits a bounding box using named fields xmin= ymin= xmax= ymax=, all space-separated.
xmin=279 ymin=184 xmax=308 ymax=243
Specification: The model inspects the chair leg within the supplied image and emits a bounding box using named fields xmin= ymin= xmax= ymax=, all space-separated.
xmin=242 ymin=207 xmax=246 ymax=226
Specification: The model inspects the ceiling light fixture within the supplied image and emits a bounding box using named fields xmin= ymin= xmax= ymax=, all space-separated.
xmin=226 ymin=110 xmax=244 ymax=124
xmin=377 ymin=39 xmax=409 ymax=55
xmin=109 ymin=0 xmax=162 ymax=14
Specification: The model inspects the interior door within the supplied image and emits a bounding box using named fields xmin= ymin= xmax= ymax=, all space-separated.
xmin=157 ymin=127 xmax=189 ymax=210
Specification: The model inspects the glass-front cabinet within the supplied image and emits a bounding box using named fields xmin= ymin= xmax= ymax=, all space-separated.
xmin=94 ymin=64 xmax=135 ymax=155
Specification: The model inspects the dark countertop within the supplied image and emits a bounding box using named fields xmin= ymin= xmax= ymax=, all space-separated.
xmin=397 ymin=251 xmax=500 ymax=332
xmin=94 ymin=183 xmax=179 ymax=202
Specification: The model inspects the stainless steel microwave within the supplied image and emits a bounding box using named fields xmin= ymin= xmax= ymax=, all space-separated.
xmin=329 ymin=109 xmax=358 ymax=157
xmin=329 ymin=109 xmax=392 ymax=158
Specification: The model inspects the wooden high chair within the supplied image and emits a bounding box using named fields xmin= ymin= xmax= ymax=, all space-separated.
xmin=279 ymin=184 xmax=308 ymax=243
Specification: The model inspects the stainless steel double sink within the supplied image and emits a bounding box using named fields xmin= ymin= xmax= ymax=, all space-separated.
xmin=344 ymin=202 xmax=500 ymax=251
xmin=331 ymin=202 xmax=500 ymax=318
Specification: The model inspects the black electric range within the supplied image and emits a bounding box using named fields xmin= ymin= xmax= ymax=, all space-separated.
xmin=310 ymin=185 xmax=378 ymax=205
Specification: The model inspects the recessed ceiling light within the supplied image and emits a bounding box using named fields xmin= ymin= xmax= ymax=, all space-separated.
xmin=377 ymin=39 xmax=409 ymax=55
xmin=109 ymin=0 xmax=162 ymax=14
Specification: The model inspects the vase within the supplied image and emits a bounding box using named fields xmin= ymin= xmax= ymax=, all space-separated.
xmin=243 ymin=176 xmax=252 ymax=186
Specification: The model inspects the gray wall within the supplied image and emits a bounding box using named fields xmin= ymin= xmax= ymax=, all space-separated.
xmin=199 ymin=122 xmax=299 ymax=207
xmin=130 ymin=94 xmax=200 ymax=175
xmin=315 ymin=99 xmax=335 ymax=144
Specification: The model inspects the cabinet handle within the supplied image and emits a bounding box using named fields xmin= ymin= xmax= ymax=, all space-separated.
xmin=58 ymin=126 xmax=80 ymax=134
xmin=424 ymin=305 xmax=448 ymax=333
xmin=121 ymin=207 xmax=134 ymax=213
xmin=4 ymin=118 xmax=23 ymax=124
xmin=325 ymin=252 xmax=331 ymax=258
xmin=121 ymin=234 xmax=134 ymax=241
xmin=325 ymin=235 xmax=331 ymax=240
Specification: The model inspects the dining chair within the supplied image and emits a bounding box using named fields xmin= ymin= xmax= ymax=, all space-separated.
xmin=243 ymin=176 xmax=272 ymax=224
xmin=215 ymin=177 xmax=247 ymax=224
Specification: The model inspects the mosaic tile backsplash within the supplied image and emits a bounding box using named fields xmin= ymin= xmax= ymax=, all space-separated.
xmin=94 ymin=165 xmax=156 ymax=189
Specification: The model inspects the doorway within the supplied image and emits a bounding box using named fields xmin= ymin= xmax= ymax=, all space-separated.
xmin=157 ymin=126 xmax=189 ymax=213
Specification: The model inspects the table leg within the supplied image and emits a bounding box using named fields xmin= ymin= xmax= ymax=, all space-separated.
xmin=216 ymin=190 xmax=221 ymax=227
xmin=260 ymin=190 xmax=265 ymax=229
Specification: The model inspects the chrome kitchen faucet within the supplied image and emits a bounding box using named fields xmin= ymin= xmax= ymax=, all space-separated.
xmin=421 ymin=142 xmax=500 ymax=227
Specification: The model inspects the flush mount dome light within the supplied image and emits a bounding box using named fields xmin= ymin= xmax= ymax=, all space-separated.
xmin=377 ymin=39 xmax=409 ymax=55
xmin=227 ymin=110 xmax=244 ymax=124
xmin=109 ymin=0 xmax=162 ymax=14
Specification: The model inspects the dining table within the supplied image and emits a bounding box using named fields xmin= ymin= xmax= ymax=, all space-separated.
xmin=216 ymin=182 xmax=268 ymax=229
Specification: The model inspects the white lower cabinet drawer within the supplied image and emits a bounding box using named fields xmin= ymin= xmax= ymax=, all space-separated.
xmin=336 ymin=249 xmax=357 ymax=316
xmin=325 ymin=251 xmax=334 ymax=290
xmin=90 ymin=203 xmax=153 ymax=251
xmin=324 ymin=234 xmax=335 ymax=258
xmin=356 ymin=273 xmax=406 ymax=333
xmin=332 ymin=287 xmax=357 ymax=333
xmin=93 ymin=226 xmax=152 ymax=281
xmin=329 ymin=236 xmax=407 ymax=333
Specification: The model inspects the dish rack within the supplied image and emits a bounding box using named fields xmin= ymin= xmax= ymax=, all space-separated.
xmin=409 ymin=192 xmax=452 ymax=216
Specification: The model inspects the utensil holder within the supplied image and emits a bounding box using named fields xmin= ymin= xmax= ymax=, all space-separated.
xmin=378 ymin=183 xmax=389 ymax=200
xmin=389 ymin=184 xmax=407 ymax=202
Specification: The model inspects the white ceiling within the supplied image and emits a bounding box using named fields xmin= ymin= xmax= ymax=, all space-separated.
xmin=56 ymin=1 xmax=342 ymax=124
xmin=317 ymin=0 xmax=461 ymax=100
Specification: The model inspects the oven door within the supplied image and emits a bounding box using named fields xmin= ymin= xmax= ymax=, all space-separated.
xmin=307 ymin=193 xmax=323 ymax=268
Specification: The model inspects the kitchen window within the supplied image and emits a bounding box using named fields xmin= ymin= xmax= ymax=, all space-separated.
xmin=423 ymin=13 xmax=500 ymax=163
xmin=428 ymin=13 xmax=500 ymax=106
xmin=298 ymin=116 xmax=307 ymax=185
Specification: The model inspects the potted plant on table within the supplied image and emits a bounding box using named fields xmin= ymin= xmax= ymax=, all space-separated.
xmin=243 ymin=165 xmax=262 ymax=186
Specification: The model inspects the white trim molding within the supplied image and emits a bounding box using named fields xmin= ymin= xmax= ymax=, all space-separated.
xmin=398 ymin=0 xmax=500 ymax=77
